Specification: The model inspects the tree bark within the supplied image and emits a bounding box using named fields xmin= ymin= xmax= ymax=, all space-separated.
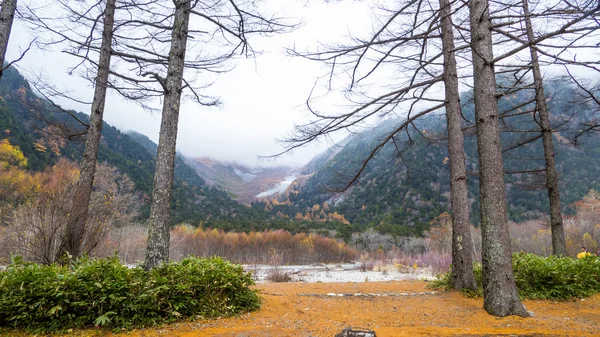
xmin=438 ymin=0 xmax=476 ymax=291
xmin=144 ymin=0 xmax=191 ymax=270
xmin=61 ymin=0 xmax=116 ymax=259
xmin=522 ymin=0 xmax=566 ymax=256
xmin=468 ymin=0 xmax=530 ymax=317
xmin=0 ymin=0 xmax=17 ymax=79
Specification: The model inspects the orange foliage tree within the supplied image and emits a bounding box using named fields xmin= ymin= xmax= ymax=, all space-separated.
xmin=165 ymin=226 xmax=357 ymax=265
xmin=0 ymin=139 xmax=38 ymax=203
xmin=2 ymin=156 xmax=139 ymax=264
xmin=426 ymin=212 xmax=453 ymax=254
xmin=568 ymin=189 xmax=600 ymax=256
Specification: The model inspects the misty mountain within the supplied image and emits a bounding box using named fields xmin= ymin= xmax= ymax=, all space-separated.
xmin=0 ymin=66 xmax=267 ymax=226
xmin=5 ymin=64 xmax=598 ymax=239
xmin=284 ymin=80 xmax=600 ymax=236
xmin=186 ymin=157 xmax=297 ymax=204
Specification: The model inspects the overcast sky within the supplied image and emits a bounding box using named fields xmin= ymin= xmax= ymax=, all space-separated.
xmin=9 ymin=1 xmax=598 ymax=168
xmin=7 ymin=0 xmax=379 ymax=168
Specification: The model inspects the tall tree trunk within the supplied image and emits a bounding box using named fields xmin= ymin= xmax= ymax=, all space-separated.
xmin=468 ymin=0 xmax=530 ymax=317
xmin=0 ymin=0 xmax=17 ymax=79
xmin=144 ymin=0 xmax=191 ymax=270
xmin=438 ymin=0 xmax=476 ymax=291
xmin=61 ymin=0 xmax=116 ymax=259
xmin=522 ymin=0 xmax=566 ymax=256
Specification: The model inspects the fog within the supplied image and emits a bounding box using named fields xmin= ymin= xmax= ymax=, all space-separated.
xmin=7 ymin=0 xmax=376 ymax=167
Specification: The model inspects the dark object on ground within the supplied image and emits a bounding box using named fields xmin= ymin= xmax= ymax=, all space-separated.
xmin=335 ymin=327 xmax=376 ymax=337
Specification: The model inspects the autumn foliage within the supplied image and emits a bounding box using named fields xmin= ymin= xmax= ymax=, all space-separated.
xmin=0 ymin=140 xmax=139 ymax=264
xmin=0 ymin=139 xmax=37 ymax=203
xmin=99 ymin=226 xmax=357 ymax=265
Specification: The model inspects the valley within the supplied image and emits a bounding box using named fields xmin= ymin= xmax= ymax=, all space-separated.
xmin=186 ymin=157 xmax=298 ymax=203
xmin=2 ymin=66 xmax=599 ymax=241
xmin=1 ymin=0 xmax=599 ymax=334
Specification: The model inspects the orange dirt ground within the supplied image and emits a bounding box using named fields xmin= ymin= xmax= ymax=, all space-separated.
xmin=4 ymin=281 xmax=598 ymax=337
xmin=107 ymin=281 xmax=600 ymax=337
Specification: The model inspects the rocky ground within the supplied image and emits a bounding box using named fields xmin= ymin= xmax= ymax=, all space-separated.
xmin=245 ymin=263 xmax=436 ymax=283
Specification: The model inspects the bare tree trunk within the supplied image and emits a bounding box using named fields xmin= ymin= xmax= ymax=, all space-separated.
xmin=0 ymin=0 xmax=17 ymax=79
xmin=439 ymin=0 xmax=476 ymax=291
xmin=522 ymin=0 xmax=566 ymax=256
xmin=144 ymin=0 xmax=191 ymax=270
xmin=468 ymin=0 xmax=529 ymax=317
xmin=61 ymin=0 xmax=116 ymax=259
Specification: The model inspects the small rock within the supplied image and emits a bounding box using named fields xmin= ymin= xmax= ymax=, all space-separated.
xmin=335 ymin=327 xmax=377 ymax=337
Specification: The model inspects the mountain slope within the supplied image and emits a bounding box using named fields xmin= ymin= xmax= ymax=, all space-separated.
xmin=0 ymin=66 xmax=267 ymax=226
xmin=287 ymin=81 xmax=600 ymax=235
xmin=186 ymin=157 xmax=296 ymax=204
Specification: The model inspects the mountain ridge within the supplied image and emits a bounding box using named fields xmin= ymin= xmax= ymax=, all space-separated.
xmin=0 ymin=66 xmax=268 ymax=226
xmin=278 ymin=80 xmax=600 ymax=236
xmin=186 ymin=156 xmax=297 ymax=204
xmin=5 ymin=65 xmax=599 ymax=239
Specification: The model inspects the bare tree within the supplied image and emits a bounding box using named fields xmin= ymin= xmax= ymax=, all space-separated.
xmin=282 ymin=0 xmax=478 ymax=290
xmin=438 ymin=0 xmax=475 ymax=290
xmin=60 ymin=0 xmax=117 ymax=258
xmin=467 ymin=0 xmax=529 ymax=317
xmin=4 ymin=160 xmax=138 ymax=264
xmin=22 ymin=0 xmax=292 ymax=264
xmin=520 ymin=0 xmax=565 ymax=256
xmin=0 ymin=0 xmax=17 ymax=79
xmin=143 ymin=0 xmax=293 ymax=269
xmin=143 ymin=0 xmax=191 ymax=270
xmin=283 ymin=0 xmax=597 ymax=316
xmin=485 ymin=0 xmax=600 ymax=255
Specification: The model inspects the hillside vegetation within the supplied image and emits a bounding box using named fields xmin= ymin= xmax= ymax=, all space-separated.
xmin=280 ymin=80 xmax=600 ymax=237
xmin=0 ymin=67 xmax=270 ymax=226
xmin=2 ymin=66 xmax=600 ymax=243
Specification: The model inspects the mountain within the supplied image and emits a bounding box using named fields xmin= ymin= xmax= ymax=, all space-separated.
xmin=281 ymin=79 xmax=600 ymax=236
xmin=186 ymin=157 xmax=298 ymax=204
xmin=7 ymin=64 xmax=597 ymax=239
xmin=0 ymin=66 xmax=268 ymax=226
xmin=125 ymin=131 xmax=206 ymax=188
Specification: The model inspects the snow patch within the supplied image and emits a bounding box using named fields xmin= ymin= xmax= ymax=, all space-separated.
xmin=234 ymin=168 xmax=257 ymax=182
xmin=256 ymin=174 xmax=297 ymax=198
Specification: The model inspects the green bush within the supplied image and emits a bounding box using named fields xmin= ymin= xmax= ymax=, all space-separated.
xmin=430 ymin=253 xmax=600 ymax=300
xmin=512 ymin=252 xmax=600 ymax=300
xmin=0 ymin=256 xmax=260 ymax=333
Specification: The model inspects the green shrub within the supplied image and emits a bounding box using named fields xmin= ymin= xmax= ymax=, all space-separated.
xmin=0 ymin=255 xmax=260 ymax=333
xmin=512 ymin=252 xmax=600 ymax=300
xmin=429 ymin=253 xmax=600 ymax=300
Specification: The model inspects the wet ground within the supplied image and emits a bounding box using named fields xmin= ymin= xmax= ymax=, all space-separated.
xmin=244 ymin=263 xmax=436 ymax=283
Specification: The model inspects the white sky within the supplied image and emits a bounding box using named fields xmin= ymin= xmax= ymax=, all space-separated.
xmin=7 ymin=0 xmax=376 ymax=168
